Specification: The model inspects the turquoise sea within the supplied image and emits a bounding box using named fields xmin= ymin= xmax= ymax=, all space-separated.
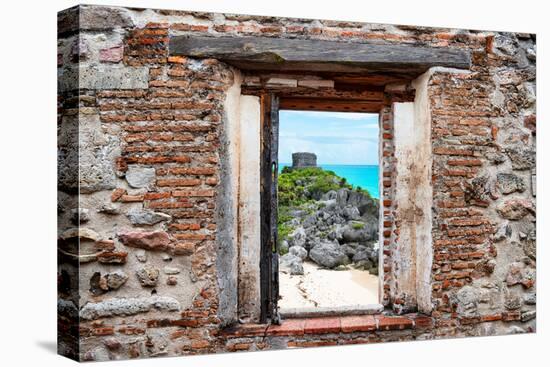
xmin=280 ymin=164 xmax=379 ymax=199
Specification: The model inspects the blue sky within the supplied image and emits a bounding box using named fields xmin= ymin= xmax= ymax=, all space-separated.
xmin=279 ymin=110 xmax=379 ymax=165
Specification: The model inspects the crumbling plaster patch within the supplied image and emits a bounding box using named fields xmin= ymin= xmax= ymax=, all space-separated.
xmin=215 ymin=69 xmax=242 ymax=326
xmin=237 ymin=95 xmax=262 ymax=323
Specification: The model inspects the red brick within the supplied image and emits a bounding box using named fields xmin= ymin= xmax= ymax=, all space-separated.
xmin=91 ymin=327 xmax=114 ymax=336
xmin=148 ymin=201 xmax=194 ymax=209
xmin=304 ymin=317 xmax=341 ymax=334
xmin=157 ymin=178 xmax=201 ymax=187
xmin=190 ymin=340 xmax=210 ymax=349
xmin=174 ymin=233 xmax=207 ymax=240
xmin=117 ymin=326 xmax=145 ymax=335
xmin=169 ymin=223 xmax=201 ymax=231
xmin=376 ymin=316 xmax=413 ymax=330
xmin=167 ymin=167 xmax=216 ymax=176
xmin=111 ymin=188 xmax=126 ymax=202
xmin=171 ymin=242 xmax=195 ymax=255
xmin=144 ymin=192 xmax=171 ymax=200
xmin=266 ymin=319 xmax=306 ymax=336
xmin=172 ymin=189 xmax=215 ymax=197
xmin=220 ymin=324 xmax=268 ymax=337
xmin=341 ymin=315 xmax=376 ymax=333
xmin=481 ymin=314 xmax=502 ymax=322
xmin=120 ymin=194 xmax=145 ymax=202
xmin=408 ymin=315 xmax=433 ymax=329
xmin=433 ymin=147 xmax=474 ymax=156
xmin=227 ymin=343 xmax=251 ymax=351
xmin=167 ymin=55 xmax=188 ymax=64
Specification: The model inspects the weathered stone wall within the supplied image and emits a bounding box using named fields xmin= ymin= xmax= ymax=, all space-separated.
xmin=57 ymin=4 xmax=536 ymax=362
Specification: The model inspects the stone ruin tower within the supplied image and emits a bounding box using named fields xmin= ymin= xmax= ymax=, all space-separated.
xmin=292 ymin=152 xmax=317 ymax=168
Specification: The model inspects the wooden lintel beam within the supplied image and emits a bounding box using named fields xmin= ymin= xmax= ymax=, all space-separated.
xmin=279 ymin=98 xmax=382 ymax=113
xmin=169 ymin=36 xmax=471 ymax=74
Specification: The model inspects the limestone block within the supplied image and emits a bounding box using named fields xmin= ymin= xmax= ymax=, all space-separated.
xmin=125 ymin=165 xmax=156 ymax=188
xmin=79 ymin=296 xmax=180 ymax=320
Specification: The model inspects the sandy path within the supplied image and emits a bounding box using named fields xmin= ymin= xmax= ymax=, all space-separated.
xmin=279 ymin=261 xmax=379 ymax=310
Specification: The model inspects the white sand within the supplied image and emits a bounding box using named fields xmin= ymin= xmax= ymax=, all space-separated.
xmin=279 ymin=261 xmax=379 ymax=310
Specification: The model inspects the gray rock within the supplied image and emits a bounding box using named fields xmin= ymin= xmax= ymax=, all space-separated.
xmin=341 ymin=242 xmax=359 ymax=257
xmin=336 ymin=189 xmax=349 ymax=207
xmin=505 ymin=146 xmax=536 ymax=170
xmin=79 ymin=296 xmax=181 ymax=320
xmin=347 ymin=190 xmax=378 ymax=216
xmin=524 ymin=292 xmax=536 ymax=305
xmin=289 ymin=246 xmax=307 ymax=260
xmin=288 ymin=218 xmax=301 ymax=227
xmin=76 ymin=114 xmax=119 ymax=193
xmin=521 ymin=310 xmax=536 ymax=322
xmin=466 ymin=174 xmax=494 ymax=204
xmin=71 ymin=208 xmax=90 ymax=224
xmin=302 ymin=215 xmax=316 ymax=228
xmin=136 ymin=265 xmax=159 ymax=287
xmin=494 ymin=34 xmax=518 ymax=56
xmin=75 ymin=64 xmax=149 ymax=91
xmin=106 ymin=271 xmax=128 ymax=290
xmin=103 ymin=337 xmax=121 ymax=350
xmin=497 ymin=199 xmax=535 ymax=220
xmin=98 ymin=203 xmax=120 ymax=215
xmin=496 ymin=173 xmax=525 ymax=194
xmin=486 ymin=151 xmax=507 ymax=165
xmin=280 ymin=253 xmax=304 ymax=275
xmin=289 ymin=209 xmax=308 ymax=218
xmin=504 ymin=293 xmax=522 ymax=310
xmin=125 ymin=166 xmax=156 ymax=189
xmin=342 ymin=225 xmax=374 ymax=243
xmin=80 ymin=5 xmax=134 ymax=30
xmin=354 ymin=259 xmax=374 ymax=271
xmin=507 ymin=326 xmax=526 ymax=334
xmin=135 ymin=249 xmax=147 ymax=262
xmin=343 ymin=206 xmax=361 ymax=220
xmin=163 ymin=266 xmax=181 ymax=275
xmin=352 ymin=246 xmax=373 ymax=263
xmin=88 ymin=346 xmax=110 ymax=362
xmin=493 ymin=223 xmax=512 ymax=241
xmin=57 ymin=299 xmax=78 ymax=319
xmin=288 ymin=227 xmax=307 ymax=247
xmin=127 ymin=208 xmax=172 ymax=226
xmin=309 ymin=241 xmax=348 ymax=269
xmin=279 ymin=240 xmax=289 ymax=254
xmin=321 ymin=190 xmax=337 ymax=200
xmin=290 ymin=261 xmax=304 ymax=275
xmin=523 ymin=228 xmax=536 ymax=260
xmin=453 ymin=286 xmax=479 ymax=317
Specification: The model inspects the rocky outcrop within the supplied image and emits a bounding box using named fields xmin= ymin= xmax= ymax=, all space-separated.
xmin=309 ymin=241 xmax=348 ymax=268
xmin=279 ymin=186 xmax=379 ymax=273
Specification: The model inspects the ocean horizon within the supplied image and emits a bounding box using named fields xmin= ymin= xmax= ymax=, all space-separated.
xmin=280 ymin=164 xmax=379 ymax=199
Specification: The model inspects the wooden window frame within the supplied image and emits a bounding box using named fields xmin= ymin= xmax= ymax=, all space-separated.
xmin=259 ymin=93 xmax=385 ymax=323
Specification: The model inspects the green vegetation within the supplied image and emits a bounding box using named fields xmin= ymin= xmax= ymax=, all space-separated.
xmin=278 ymin=167 xmax=371 ymax=207
xmin=351 ymin=221 xmax=365 ymax=230
xmin=279 ymin=167 xmax=347 ymax=206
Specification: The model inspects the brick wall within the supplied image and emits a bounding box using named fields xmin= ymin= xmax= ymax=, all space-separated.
xmin=57 ymin=5 xmax=536 ymax=361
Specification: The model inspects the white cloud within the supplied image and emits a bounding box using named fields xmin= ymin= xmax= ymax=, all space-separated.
xmin=278 ymin=110 xmax=379 ymax=165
